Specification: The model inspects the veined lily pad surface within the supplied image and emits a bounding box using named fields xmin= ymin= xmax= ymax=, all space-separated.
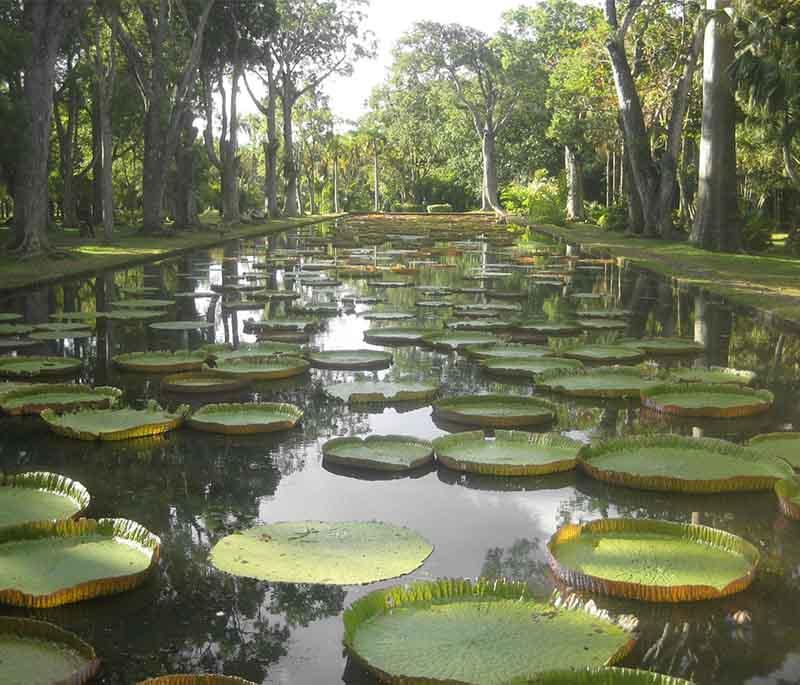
xmin=113 ymin=350 xmax=208 ymax=373
xmin=326 ymin=380 xmax=440 ymax=404
xmin=204 ymin=341 xmax=301 ymax=361
xmin=0 ymin=356 xmax=82 ymax=379
xmin=433 ymin=430 xmax=581 ymax=475
xmin=0 ymin=382 xmax=37 ymax=400
xmin=446 ymin=318 xmax=512 ymax=332
xmin=547 ymin=518 xmax=759 ymax=602
xmin=0 ymin=472 xmax=90 ymax=529
xmin=210 ymin=521 xmax=432 ymax=585
xmin=560 ymin=345 xmax=645 ymax=364
xmin=463 ymin=343 xmax=551 ymax=360
xmin=0 ymin=616 xmax=101 ymax=685
xmin=322 ymin=435 xmax=434 ymax=472
xmin=308 ymin=349 xmax=393 ymax=370
xmin=538 ymin=367 xmax=662 ymax=399
xmin=748 ymin=432 xmax=800 ymax=468
xmin=343 ymin=579 xmax=637 ymax=685
xmin=513 ymin=321 xmax=582 ymax=336
xmin=775 ymin=478 xmax=800 ymax=519
xmin=212 ymin=355 xmax=310 ymax=380
xmin=0 ymin=384 xmax=122 ymax=415
xmin=433 ymin=395 xmax=557 ymax=428
xmin=363 ymin=327 xmax=433 ymax=345
xmin=160 ymin=371 xmax=251 ymax=394
xmin=620 ymin=337 xmax=705 ymax=355
xmin=669 ymin=366 xmax=756 ymax=386
xmin=482 ymin=356 xmax=584 ymax=378
xmin=579 ymin=435 xmax=793 ymax=493
xmin=0 ymin=518 xmax=159 ymax=607
xmin=137 ymin=676 xmax=257 ymax=685
xmin=640 ymin=383 xmax=774 ymax=418
xmin=511 ymin=668 xmax=692 ymax=685
xmin=423 ymin=331 xmax=500 ymax=351
xmin=149 ymin=320 xmax=215 ymax=332
xmin=41 ymin=405 xmax=186 ymax=441
xmin=187 ymin=402 xmax=302 ymax=435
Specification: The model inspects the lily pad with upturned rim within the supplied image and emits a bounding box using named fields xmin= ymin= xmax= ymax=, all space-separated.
xmin=211 ymin=355 xmax=310 ymax=380
xmin=512 ymin=321 xmax=582 ymax=337
xmin=578 ymin=435 xmax=792 ymax=493
xmin=775 ymin=477 xmax=800 ymax=519
xmin=446 ymin=319 xmax=513 ymax=332
xmin=0 ymin=384 xmax=122 ymax=415
xmin=326 ymin=380 xmax=440 ymax=404
xmin=41 ymin=405 xmax=187 ymax=441
xmin=560 ymin=345 xmax=645 ymax=364
xmin=669 ymin=366 xmax=756 ymax=386
xmin=433 ymin=394 xmax=557 ymax=428
xmin=33 ymin=322 xmax=94 ymax=333
xmin=0 ymin=356 xmax=82 ymax=379
xmin=537 ymin=366 xmax=662 ymax=399
xmin=640 ymin=383 xmax=774 ymax=418
xmin=0 ymin=517 xmax=159 ymax=607
xmin=482 ymin=356 xmax=583 ymax=379
xmin=113 ymin=350 xmax=208 ymax=373
xmin=0 ymin=338 xmax=39 ymax=351
xmin=0 ymin=313 xmax=22 ymax=323
xmin=433 ymin=430 xmax=581 ymax=476
xmin=578 ymin=319 xmax=628 ymax=332
xmin=210 ymin=520 xmax=432 ymax=585
xmin=160 ymin=371 xmax=251 ymax=394
xmin=187 ymin=402 xmax=302 ymax=435
xmin=100 ymin=309 xmax=168 ymax=321
xmin=29 ymin=328 xmax=94 ymax=341
xmin=0 ymin=616 xmax=101 ymax=685
xmin=149 ymin=320 xmax=215 ymax=332
xmin=363 ymin=327 xmax=433 ymax=345
xmin=422 ymin=331 xmax=500 ymax=351
xmin=362 ymin=311 xmax=416 ymax=321
xmin=0 ymin=382 xmax=37 ymax=400
xmin=137 ymin=676 xmax=257 ymax=685
xmin=546 ymin=518 xmax=759 ymax=603
xmin=322 ymin=435 xmax=434 ymax=472
xmin=111 ymin=298 xmax=175 ymax=309
xmin=0 ymin=472 xmax=90 ymax=530
xmin=619 ymin=337 xmax=705 ymax=356
xmin=203 ymin=341 xmax=301 ymax=362
xmin=243 ymin=318 xmax=319 ymax=333
xmin=343 ymin=578 xmax=637 ymax=685
xmin=463 ymin=343 xmax=551 ymax=360
xmin=509 ymin=668 xmax=692 ymax=685
xmin=308 ymin=349 xmax=393 ymax=370
xmin=0 ymin=324 xmax=34 ymax=337
xmin=748 ymin=432 xmax=800 ymax=469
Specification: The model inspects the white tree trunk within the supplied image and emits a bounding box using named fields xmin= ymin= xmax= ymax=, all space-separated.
xmin=565 ymin=145 xmax=584 ymax=220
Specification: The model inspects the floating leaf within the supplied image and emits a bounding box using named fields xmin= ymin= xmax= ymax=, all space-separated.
xmin=619 ymin=338 xmax=705 ymax=356
xmin=187 ymin=402 xmax=302 ymax=435
xmin=323 ymin=435 xmax=434 ymax=472
xmin=149 ymin=320 xmax=215 ymax=332
xmin=326 ymin=380 xmax=440 ymax=404
xmin=0 ymin=472 xmax=89 ymax=530
xmin=111 ymin=298 xmax=175 ymax=309
xmin=423 ymin=331 xmax=500 ymax=351
xmin=433 ymin=394 xmax=557 ymax=428
xmin=42 ymin=405 xmax=186 ymax=441
xmin=203 ymin=341 xmax=301 ymax=362
xmin=640 ymin=383 xmax=773 ymax=418
xmin=160 ymin=371 xmax=251 ymax=394
xmin=482 ymin=356 xmax=583 ymax=379
xmin=463 ymin=343 xmax=551 ymax=360
xmin=668 ymin=366 xmax=756 ymax=386
xmin=363 ymin=327 xmax=433 ymax=345
xmin=308 ymin=349 xmax=393 ymax=370
xmin=211 ymin=356 xmax=309 ymax=380
xmin=538 ymin=366 xmax=662 ymax=399
xmin=0 ymin=384 xmax=122 ymax=415
xmin=748 ymin=432 xmax=800 ymax=469
xmin=113 ymin=350 xmax=208 ymax=373
xmin=560 ymin=345 xmax=644 ymax=364
xmin=0 ymin=356 xmax=82 ymax=379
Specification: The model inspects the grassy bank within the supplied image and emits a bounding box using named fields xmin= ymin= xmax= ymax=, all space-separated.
xmin=529 ymin=222 xmax=800 ymax=325
xmin=0 ymin=214 xmax=342 ymax=294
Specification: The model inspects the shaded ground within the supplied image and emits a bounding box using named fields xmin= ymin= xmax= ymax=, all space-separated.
xmin=0 ymin=214 xmax=340 ymax=294
xmin=531 ymin=222 xmax=800 ymax=325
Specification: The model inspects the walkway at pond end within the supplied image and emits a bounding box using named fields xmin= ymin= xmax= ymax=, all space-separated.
xmin=0 ymin=214 xmax=341 ymax=294
xmin=530 ymin=222 xmax=800 ymax=330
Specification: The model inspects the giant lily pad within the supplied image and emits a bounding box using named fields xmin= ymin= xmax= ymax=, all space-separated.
xmin=101 ymin=309 xmax=168 ymax=321
xmin=29 ymin=328 xmax=94 ymax=341
xmin=463 ymin=343 xmax=551 ymax=360
xmin=482 ymin=356 xmax=583 ymax=379
xmin=0 ymin=313 xmax=22 ymax=323
xmin=243 ymin=318 xmax=319 ymax=333
xmin=578 ymin=319 xmax=628 ymax=332
xmin=187 ymin=402 xmax=302 ymax=435
xmin=433 ymin=394 xmax=557 ymax=428
xmin=775 ymin=477 xmax=800 ymax=519
xmin=210 ymin=521 xmax=432 ymax=585
xmin=33 ymin=322 xmax=94 ymax=333
xmin=0 ymin=616 xmax=101 ymax=685
xmin=204 ymin=341 xmax=301 ymax=361
xmin=41 ymin=404 xmax=187 ymax=441
xmin=512 ymin=321 xmax=582 ymax=337
xmin=433 ymin=430 xmax=581 ymax=476
xmin=512 ymin=668 xmax=692 ymax=685
xmin=113 ymin=350 xmax=208 ymax=373
xmin=453 ymin=303 xmax=522 ymax=317
xmin=423 ymin=331 xmax=500 ymax=351
xmin=363 ymin=327 xmax=433 ymax=345
xmin=579 ymin=435 xmax=792 ymax=493
xmin=326 ymin=381 xmax=440 ymax=404
xmin=343 ymin=578 xmax=637 ymax=685
xmin=212 ymin=355 xmax=309 ymax=380
xmin=748 ymin=432 xmax=800 ymax=469
xmin=137 ymin=676 xmax=256 ymax=685
xmin=0 ymin=382 xmax=37 ymax=400
xmin=0 ymin=472 xmax=89 ymax=530
xmin=578 ymin=309 xmax=633 ymax=319
xmin=547 ymin=518 xmax=759 ymax=603
xmin=669 ymin=366 xmax=756 ymax=386
xmin=0 ymin=356 xmax=82 ymax=379
xmin=538 ymin=367 xmax=662 ymax=399
xmin=0 ymin=517 xmax=159 ymax=607
xmin=363 ymin=311 xmax=416 ymax=321
xmin=149 ymin=320 xmax=214 ymax=332
xmin=415 ymin=300 xmax=453 ymax=309
xmin=0 ymin=338 xmax=39 ymax=351
xmin=560 ymin=345 xmax=644 ymax=364
xmin=620 ymin=338 xmax=705 ymax=356
xmin=0 ymin=324 xmax=34 ymax=337
xmin=112 ymin=298 xmax=175 ymax=309
xmin=446 ymin=319 xmax=512 ymax=332
xmin=160 ymin=371 xmax=251 ymax=394
xmin=640 ymin=383 xmax=773 ymax=418
xmin=0 ymin=384 xmax=122 ymax=416
xmin=309 ymin=349 xmax=393 ymax=370
xmin=322 ymin=435 xmax=434 ymax=472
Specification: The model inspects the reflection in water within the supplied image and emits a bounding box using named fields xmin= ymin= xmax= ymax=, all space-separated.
xmin=1 ymin=220 xmax=800 ymax=683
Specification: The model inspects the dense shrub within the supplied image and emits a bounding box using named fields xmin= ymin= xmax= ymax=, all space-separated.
xmin=500 ymin=170 xmax=566 ymax=225
xmin=427 ymin=203 xmax=453 ymax=213
xmin=391 ymin=202 xmax=424 ymax=212
xmin=741 ymin=211 xmax=775 ymax=252
xmin=586 ymin=201 xmax=628 ymax=232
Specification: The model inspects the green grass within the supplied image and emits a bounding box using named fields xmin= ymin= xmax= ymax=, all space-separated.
xmin=0 ymin=213 xmax=341 ymax=293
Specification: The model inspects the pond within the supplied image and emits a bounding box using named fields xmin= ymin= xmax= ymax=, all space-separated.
xmin=1 ymin=214 xmax=800 ymax=684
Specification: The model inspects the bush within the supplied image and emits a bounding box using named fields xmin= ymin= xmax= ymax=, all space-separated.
xmin=427 ymin=203 xmax=453 ymax=213
xmin=741 ymin=212 xmax=774 ymax=252
xmin=391 ymin=202 xmax=424 ymax=213
xmin=586 ymin=201 xmax=628 ymax=232
xmin=500 ymin=171 xmax=566 ymax=226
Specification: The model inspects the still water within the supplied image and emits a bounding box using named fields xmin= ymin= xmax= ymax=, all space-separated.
xmin=1 ymin=216 xmax=800 ymax=684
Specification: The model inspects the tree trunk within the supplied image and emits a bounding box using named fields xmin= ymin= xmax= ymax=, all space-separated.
xmin=220 ymin=56 xmax=241 ymax=223
xmin=99 ymin=91 xmax=114 ymax=240
xmin=690 ymin=0 xmax=742 ymax=252
xmin=481 ymin=128 xmax=500 ymax=212
xmin=332 ymin=142 xmax=339 ymax=213
xmin=565 ymin=145 xmax=584 ymax=221
xmin=281 ymin=85 xmax=299 ymax=217
xmin=174 ymin=112 xmax=197 ymax=230
xmin=373 ymin=140 xmax=380 ymax=212
xmin=141 ymin=104 xmax=166 ymax=233
xmin=91 ymin=86 xmax=104 ymax=226
xmin=623 ymin=144 xmax=644 ymax=235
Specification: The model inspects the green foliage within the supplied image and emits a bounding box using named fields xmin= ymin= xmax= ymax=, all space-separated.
xmin=741 ymin=211 xmax=776 ymax=252
xmin=586 ymin=201 xmax=628 ymax=232
xmin=426 ymin=203 xmax=452 ymax=213
xmin=391 ymin=202 xmax=424 ymax=212
xmin=501 ymin=171 xmax=566 ymax=225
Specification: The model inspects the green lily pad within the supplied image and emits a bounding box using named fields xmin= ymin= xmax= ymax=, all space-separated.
xmin=33 ymin=322 xmax=93 ymax=332
xmin=0 ymin=517 xmax=159 ymax=607
xmin=172 ymin=291 xmax=218 ymax=298
xmin=512 ymin=321 xmax=582 ymax=337
xmin=343 ymin=578 xmax=637 ymax=685
xmin=29 ymin=328 xmax=94 ymax=341
xmin=620 ymin=338 xmax=705 ymax=356
xmin=578 ymin=319 xmax=628 ymax=331
xmin=119 ymin=287 xmax=159 ymax=295
xmin=538 ymin=367 xmax=662 ymax=399
xmin=149 ymin=320 xmax=215 ymax=332
xmin=640 ymin=383 xmax=774 ymax=418
xmin=578 ymin=435 xmax=793 ymax=493
xmin=433 ymin=394 xmax=557 ymax=428
xmin=326 ymin=380 xmax=440 ymax=404
xmin=41 ymin=405 xmax=187 ymax=441
xmin=748 ymin=432 xmax=800 ymax=469
xmin=111 ymin=298 xmax=175 ymax=309
xmin=322 ymin=435 xmax=434 ymax=472
xmin=0 ymin=339 xmax=39 ymax=350
xmin=0 ymin=616 xmax=101 ymax=685
xmin=188 ymin=402 xmax=302 ymax=435
xmin=309 ymin=350 xmax=393 ymax=370
xmin=669 ymin=366 xmax=756 ymax=386
xmin=415 ymin=300 xmax=453 ymax=308
xmin=775 ymin=477 xmax=800 ymax=519
xmin=0 ymin=472 xmax=90 ymax=530
xmin=210 ymin=521 xmax=432 ymax=585
xmin=363 ymin=311 xmax=416 ymax=321
xmin=113 ymin=350 xmax=208 ymax=373
xmin=0 ymin=324 xmax=34 ymax=337
xmin=423 ymin=331 xmax=500 ymax=351
xmin=482 ymin=356 xmax=584 ymax=379
xmin=453 ymin=303 xmax=522 ymax=316
xmin=204 ymin=341 xmax=302 ymax=361
xmin=446 ymin=319 xmax=512 ymax=332
xmin=547 ymin=518 xmax=759 ymax=602
xmin=243 ymin=318 xmax=319 ymax=333
xmin=433 ymin=430 xmax=581 ymax=476
xmin=369 ymin=280 xmax=412 ymax=288
xmin=363 ymin=327 xmax=433 ymax=345
xmin=100 ymin=309 xmax=168 ymax=321
xmin=0 ymin=356 xmax=82 ymax=379
xmin=577 ymin=309 xmax=633 ymax=319
xmin=160 ymin=371 xmax=251 ymax=394
xmin=0 ymin=382 xmax=37 ymax=400
xmin=560 ymin=345 xmax=644 ymax=364
xmin=463 ymin=343 xmax=551 ymax=360
xmin=212 ymin=356 xmax=310 ymax=380
xmin=0 ymin=384 xmax=122 ymax=416
xmin=0 ymin=314 xmax=22 ymax=323
xmin=510 ymin=668 xmax=692 ymax=685
xmin=137 ymin=676 xmax=256 ymax=685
